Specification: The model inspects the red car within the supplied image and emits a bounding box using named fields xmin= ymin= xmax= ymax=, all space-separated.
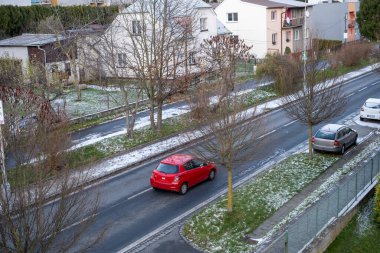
xmin=150 ymin=154 xmax=217 ymax=195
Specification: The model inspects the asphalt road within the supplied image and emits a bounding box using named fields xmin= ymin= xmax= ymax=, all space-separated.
xmin=53 ymin=70 xmax=380 ymax=252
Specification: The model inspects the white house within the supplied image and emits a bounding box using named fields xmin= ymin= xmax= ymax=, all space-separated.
xmin=95 ymin=0 xmax=218 ymax=79
xmin=215 ymin=0 xmax=311 ymax=58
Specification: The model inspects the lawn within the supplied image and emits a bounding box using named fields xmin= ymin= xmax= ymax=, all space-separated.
xmin=325 ymin=197 xmax=380 ymax=253
xmin=183 ymin=153 xmax=339 ymax=253
xmin=54 ymin=86 xmax=143 ymax=118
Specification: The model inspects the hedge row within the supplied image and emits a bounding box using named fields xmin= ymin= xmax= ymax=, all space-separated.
xmin=0 ymin=5 xmax=119 ymax=39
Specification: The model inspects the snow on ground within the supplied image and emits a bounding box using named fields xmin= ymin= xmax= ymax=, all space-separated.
xmin=70 ymin=63 xmax=378 ymax=180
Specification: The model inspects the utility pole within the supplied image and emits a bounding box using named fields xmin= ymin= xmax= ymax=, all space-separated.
xmin=0 ymin=100 xmax=9 ymax=201
xmin=344 ymin=13 xmax=348 ymax=43
xmin=303 ymin=0 xmax=308 ymax=91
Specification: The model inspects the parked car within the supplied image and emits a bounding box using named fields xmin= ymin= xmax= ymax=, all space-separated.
xmin=312 ymin=124 xmax=358 ymax=154
xmin=360 ymin=98 xmax=380 ymax=121
xmin=150 ymin=154 xmax=217 ymax=195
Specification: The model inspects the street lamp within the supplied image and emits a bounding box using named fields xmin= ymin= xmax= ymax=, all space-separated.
xmin=344 ymin=13 xmax=348 ymax=43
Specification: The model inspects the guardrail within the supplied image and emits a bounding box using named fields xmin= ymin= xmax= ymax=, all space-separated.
xmin=262 ymin=151 xmax=380 ymax=253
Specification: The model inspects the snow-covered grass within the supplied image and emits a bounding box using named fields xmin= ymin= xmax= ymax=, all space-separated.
xmin=55 ymin=87 xmax=141 ymax=118
xmin=183 ymin=153 xmax=338 ymax=253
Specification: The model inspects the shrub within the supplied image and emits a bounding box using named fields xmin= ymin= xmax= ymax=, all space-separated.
xmin=336 ymin=41 xmax=372 ymax=67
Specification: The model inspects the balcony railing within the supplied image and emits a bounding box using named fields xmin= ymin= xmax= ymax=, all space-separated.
xmin=283 ymin=17 xmax=304 ymax=28
xmin=348 ymin=20 xmax=355 ymax=28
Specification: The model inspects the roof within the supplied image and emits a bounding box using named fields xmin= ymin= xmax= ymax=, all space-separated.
xmin=123 ymin=0 xmax=212 ymax=14
xmin=320 ymin=124 xmax=345 ymax=132
xmin=217 ymin=18 xmax=231 ymax=35
xmin=242 ymin=0 xmax=286 ymax=8
xmin=0 ymin=33 xmax=65 ymax=47
xmin=242 ymin=0 xmax=311 ymax=8
xmin=161 ymin=154 xmax=194 ymax=165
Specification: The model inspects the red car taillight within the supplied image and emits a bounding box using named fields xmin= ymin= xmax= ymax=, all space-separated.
xmin=334 ymin=140 xmax=340 ymax=146
xmin=173 ymin=176 xmax=180 ymax=182
xmin=312 ymin=137 xmax=315 ymax=143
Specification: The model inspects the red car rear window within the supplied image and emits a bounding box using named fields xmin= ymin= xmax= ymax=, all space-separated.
xmin=156 ymin=163 xmax=179 ymax=174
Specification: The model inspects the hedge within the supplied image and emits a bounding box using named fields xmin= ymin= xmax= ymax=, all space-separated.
xmin=0 ymin=5 xmax=119 ymax=39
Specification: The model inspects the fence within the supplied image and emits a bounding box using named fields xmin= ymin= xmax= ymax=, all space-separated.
xmin=263 ymin=151 xmax=380 ymax=253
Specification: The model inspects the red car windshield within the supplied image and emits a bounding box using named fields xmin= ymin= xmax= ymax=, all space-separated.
xmin=156 ymin=163 xmax=179 ymax=174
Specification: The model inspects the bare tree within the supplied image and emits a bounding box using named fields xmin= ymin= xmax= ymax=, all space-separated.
xmin=280 ymin=40 xmax=347 ymax=158
xmin=110 ymin=0 xmax=202 ymax=132
xmin=188 ymin=36 xmax=262 ymax=212
xmin=0 ymin=69 xmax=102 ymax=252
xmin=80 ymin=24 xmax=144 ymax=138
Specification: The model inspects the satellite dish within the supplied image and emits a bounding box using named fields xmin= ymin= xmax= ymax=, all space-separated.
xmin=305 ymin=10 xmax=310 ymax=18
xmin=286 ymin=17 xmax=290 ymax=24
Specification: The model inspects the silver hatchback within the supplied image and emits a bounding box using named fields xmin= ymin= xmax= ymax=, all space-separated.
xmin=312 ymin=124 xmax=358 ymax=154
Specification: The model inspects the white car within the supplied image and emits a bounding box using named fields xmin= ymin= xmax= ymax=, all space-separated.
xmin=360 ymin=98 xmax=380 ymax=121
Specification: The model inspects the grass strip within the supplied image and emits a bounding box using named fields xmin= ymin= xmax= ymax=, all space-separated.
xmin=183 ymin=153 xmax=338 ymax=253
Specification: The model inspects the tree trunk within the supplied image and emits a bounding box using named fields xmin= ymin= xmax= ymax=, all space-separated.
xmin=72 ymin=61 xmax=81 ymax=101
xmin=227 ymin=162 xmax=233 ymax=212
xmin=308 ymin=122 xmax=313 ymax=159
xmin=149 ymin=97 xmax=156 ymax=130
xmin=157 ymin=99 xmax=163 ymax=133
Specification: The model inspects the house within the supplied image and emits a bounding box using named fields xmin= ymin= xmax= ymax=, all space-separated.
xmin=0 ymin=33 xmax=77 ymax=84
xmin=215 ymin=0 xmax=312 ymax=58
xmin=94 ymin=0 xmax=218 ymax=79
xmin=0 ymin=0 xmax=132 ymax=7
xmin=308 ymin=0 xmax=360 ymax=43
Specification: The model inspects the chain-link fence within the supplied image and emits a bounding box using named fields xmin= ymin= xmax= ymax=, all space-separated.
xmin=262 ymin=152 xmax=380 ymax=253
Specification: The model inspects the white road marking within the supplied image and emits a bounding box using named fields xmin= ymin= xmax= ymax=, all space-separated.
xmin=258 ymin=129 xmax=277 ymax=139
xmin=346 ymin=93 xmax=354 ymax=97
xmin=283 ymin=120 xmax=298 ymax=127
xmin=128 ymin=188 xmax=152 ymax=200
xmin=358 ymin=87 xmax=368 ymax=92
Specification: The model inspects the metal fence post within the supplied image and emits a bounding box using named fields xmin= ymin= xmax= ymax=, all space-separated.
xmin=337 ymin=187 xmax=340 ymax=217
xmin=285 ymin=230 xmax=289 ymax=253
xmin=355 ymin=173 xmax=358 ymax=201
xmin=371 ymin=159 xmax=374 ymax=184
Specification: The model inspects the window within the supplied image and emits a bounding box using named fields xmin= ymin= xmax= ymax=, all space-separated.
xmin=286 ymin=31 xmax=291 ymax=42
xmin=132 ymin=20 xmax=141 ymax=35
xmin=291 ymin=9 xmax=297 ymax=19
xmin=65 ymin=62 xmax=71 ymax=76
xmin=184 ymin=162 xmax=193 ymax=171
xmin=227 ymin=12 xmax=238 ymax=22
xmin=294 ymin=30 xmax=300 ymax=40
xmin=189 ymin=51 xmax=196 ymax=65
xmin=156 ymin=163 xmax=179 ymax=174
xmin=200 ymin=17 xmax=207 ymax=31
xmin=271 ymin=33 xmax=277 ymax=45
xmin=118 ymin=53 xmax=127 ymax=67
xmin=271 ymin=10 xmax=277 ymax=21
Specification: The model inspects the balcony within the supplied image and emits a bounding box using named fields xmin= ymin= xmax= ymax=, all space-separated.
xmin=348 ymin=20 xmax=355 ymax=29
xmin=89 ymin=0 xmax=106 ymax=5
xmin=31 ymin=0 xmax=52 ymax=5
xmin=283 ymin=17 xmax=304 ymax=28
